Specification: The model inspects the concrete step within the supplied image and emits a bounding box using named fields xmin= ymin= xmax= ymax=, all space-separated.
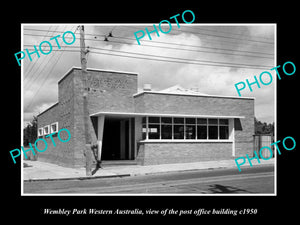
xmin=100 ymin=160 xmax=138 ymax=167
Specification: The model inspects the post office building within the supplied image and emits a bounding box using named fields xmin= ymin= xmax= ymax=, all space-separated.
xmin=37 ymin=67 xmax=255 ymax=168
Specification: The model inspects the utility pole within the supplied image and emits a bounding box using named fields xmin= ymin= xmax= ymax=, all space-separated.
xmin=80 ymin=25 xmax=93 ymax=176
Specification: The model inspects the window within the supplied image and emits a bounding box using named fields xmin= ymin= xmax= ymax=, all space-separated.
xmin=38 ymin=128 xmax=44 ymax=137
xmin=141 ymin=117 xmax=230 ymax=141
xmin=148 ymin=117 xmax=160 ymax=139
xmin=161 ymin=117 xmax=172 ymax=139
xmin=50 ymin=122 xmax=58 ymax=133
xmin=173 ymin=117 xmax=184 ymax=139
xmin=43 ymin=125 xmax=50 ymax=135
xmin=208 ymin=119 xmax=218 ymax=139
xmin=219 ymin=119 xmax=229 ymax=139
xmin=185 ymin=118 xmax=196 ymax=139
xmin=197 ymin=118 xmax=207 ymax=139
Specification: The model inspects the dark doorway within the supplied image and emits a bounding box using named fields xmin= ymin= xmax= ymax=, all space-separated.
xmin=101 ymin=117 xmax=133 ymax=160
xmin=102 ymin=118 xmax=121 ymax=160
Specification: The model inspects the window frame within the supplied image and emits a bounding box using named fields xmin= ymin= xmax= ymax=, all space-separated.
xmin=141 ymin=116 xmax=232 ymax=142
xmin=50 ymin=122 xmax=59 ymax=133
xmin=38 ymin=127 xmax=44 ymax=137
xmin=43 ymin=125 xmax=50 ymax=135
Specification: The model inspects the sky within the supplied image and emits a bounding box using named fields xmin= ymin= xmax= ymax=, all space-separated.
xmin=22 ymin=24 xmax=275 ymax=126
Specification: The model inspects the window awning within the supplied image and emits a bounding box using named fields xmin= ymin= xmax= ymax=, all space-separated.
xmin=90 ymin=111 xmax=245 ymax=119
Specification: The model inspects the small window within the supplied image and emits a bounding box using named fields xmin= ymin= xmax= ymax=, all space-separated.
xmin=174 ymin=118 xmax=184 ymax=124
xmin=161 ymin=124 xmax=172 ymax=139
xmin=197 ymin=118 xmax=207 ymax=125
xmin=43 ymin=125 xmax=50 ymax=135
xmin=197 ymin=125 xmax=207 ymax=139
xmin=161 ymin=117 xmax=172 ymax=124
xmin=148 ymin=124 xmax=160 ymax=139
xmin=220 ymin=126 xmax=229 ymax=139
xmin=208 ymin=119 xmax=218 ymax=125
xmin=208 ymin=125 xmax=218 ymax=139
xmin=50 ymin=122 xmax=58 ymax=133
xmin=185 ymin=118 xmax=196 ymax=124
xmin=219 ymin=119 xmax=229 ymax=125
xmin=219 ymin=119 xmax=229 ymax=139
xmin=149 ymin=117 xmax=160 ymax=123
xmin=38 ymin=128 xmax=44 ymax=137
xmin=185 ymin=125 xmax=196 ymax=139
xmin=174 ymin=125 xmax=184 ymax=139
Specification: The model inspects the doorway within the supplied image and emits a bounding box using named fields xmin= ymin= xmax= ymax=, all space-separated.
xmin=101 ymin=117 xmax=134 ymax=160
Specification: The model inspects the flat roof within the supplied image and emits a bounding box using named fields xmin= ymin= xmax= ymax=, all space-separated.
xmin=90 ymin=111 xmax=245 ymax=119
xmin=58 ymin=66 xmax=138 ymax=84
xmin=133 ymin=90 xmax=255 ymax=100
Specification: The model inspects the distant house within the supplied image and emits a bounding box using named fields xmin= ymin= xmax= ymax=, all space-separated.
xmin=37 ymin=67 xmax=255 ymax=168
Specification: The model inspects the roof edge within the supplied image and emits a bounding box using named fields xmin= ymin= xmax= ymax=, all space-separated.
xmin=58 ymin=66 xmax=138 ymax=84
xmin=37 ymin=102 xmax=59 ymax=117
xmin=133 ymin=90 xmax=255 ymax=100
xmin=90 ymin=111 xmax=245 ymax=119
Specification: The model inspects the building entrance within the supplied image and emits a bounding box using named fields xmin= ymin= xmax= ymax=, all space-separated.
xmin=101 ymin=117 xmax=134 ymax=160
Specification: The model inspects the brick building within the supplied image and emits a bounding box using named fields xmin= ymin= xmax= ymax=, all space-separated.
xmin=37 ymin=67 xmax=255 ymax=168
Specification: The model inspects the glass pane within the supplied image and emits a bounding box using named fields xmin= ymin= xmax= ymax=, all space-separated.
xmin=174 ymin=118 xmax=184 ymax=124
xmin=197 ymin=126 xmax=207 ymax=139
xmin=142 ymin=117 xmax=146 ymax=124
xmin=174 ymin=125 xmax=184 ymax=139
xmin=185 ymin=125 xmax=196 ymax=139
xmin=208 ymin=126 xmax=218 ymax=139
xmin=148 ymin=117 xmax=160 ymax=123
xmin=185 ymin=118 xmax=196 ymax=124
xmin=44 ymin=126 xmax=49 ymax=133
xmin=161 ymin=117 xmax=172 ymax=124
xmin=197 ymin=118 xmax=207 ymax=125
xmin=148 ymin=124 xmax=160 ymax=139
xmin=51 ymin=124 xmax=57 ymax=132
xmin=161 ymin=125 xmax=172 ymax=139
xmin=219 ymin=119 xmax=229 ymax=125
xmin=208 ymin=119 xmax=218 ymax=125
xmin=220 ymin=126 xmax=229 ymax=139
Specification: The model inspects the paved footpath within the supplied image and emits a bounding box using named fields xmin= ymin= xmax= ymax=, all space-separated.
xmin=23 ymin=158 xmax=275 ymax=181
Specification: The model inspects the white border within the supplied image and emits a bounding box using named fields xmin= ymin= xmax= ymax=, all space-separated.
xmin=43 ymin=125 xmax=50 ymax=135
xmin=21 ymin=23 xmax=276 ymax=197
xmin=50 ymin=122 xmax=59 ymax=133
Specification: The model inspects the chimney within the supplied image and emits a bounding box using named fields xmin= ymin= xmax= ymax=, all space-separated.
xmin=143 ymin=84 xmax=152 ymax=91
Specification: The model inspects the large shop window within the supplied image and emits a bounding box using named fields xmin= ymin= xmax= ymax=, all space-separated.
xmin=142 ymin=117 xmax=230 ymax=141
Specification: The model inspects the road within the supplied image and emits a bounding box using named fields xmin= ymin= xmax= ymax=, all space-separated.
xmin=23 ymin=165 xmax=274 ymax=194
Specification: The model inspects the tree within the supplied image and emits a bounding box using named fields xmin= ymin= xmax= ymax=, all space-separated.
xmin=23 ymin=116 xmax=37 ymax=146
xmin=254 ymin=117 xmax=274 ymax=135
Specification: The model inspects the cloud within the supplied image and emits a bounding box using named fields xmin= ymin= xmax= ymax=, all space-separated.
xmin=23 ymin=24 xmax=275 ymax=125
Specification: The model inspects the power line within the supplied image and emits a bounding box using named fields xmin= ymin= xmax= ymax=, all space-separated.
xmin=89 ymin=48 xmax=272 ymax=70
xmin=89 ymin=46 xmax=273 ymax=68
xmin=24 ymin=42 xmax=273 ymax=60
xmin=24 ymin=25 xmax=74 ymax=85
xmin=23 ymin=31 xmax=274 ymax=56
xmin=116 ymin=25 xmax=274 ymax=45
xmin=24 ymin=26 xmax=79 ymax=111
xmin=178 ymin=26 xmax=274 ymax=41
xmin=24 ymin=26 xmax=59 ymax=77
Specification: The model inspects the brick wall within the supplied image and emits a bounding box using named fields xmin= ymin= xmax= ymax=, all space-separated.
xmin=37 ymin=70 xmax=76 ymax=167
xmin=72 ymin=68 xmax=138 ymax=167
xmin=37 ymin=67 xmax=138 ymax=168
xmin=139 ymin=142 xmax=233 ymax=165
